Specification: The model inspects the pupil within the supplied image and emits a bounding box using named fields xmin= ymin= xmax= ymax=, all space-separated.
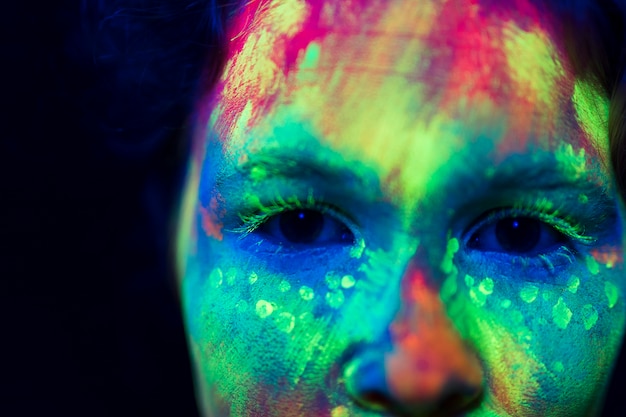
xmin=279 ymin=210 xmax=324 ymax=244
xmin=495 ymin=217 xmax=541 ymax=253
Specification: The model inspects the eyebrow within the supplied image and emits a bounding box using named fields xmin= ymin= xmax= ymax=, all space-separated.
xmin=215 ymin=144 xmax=617 ymax=221
xmin=216 ymin=148 xmax=382 ymax=194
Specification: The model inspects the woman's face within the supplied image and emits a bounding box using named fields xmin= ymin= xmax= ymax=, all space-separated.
xmin=177 ymin=0 xmax=626 ymax=415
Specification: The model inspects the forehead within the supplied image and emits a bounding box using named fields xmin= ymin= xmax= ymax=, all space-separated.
xmin=201 ymin=0 xmax=610 ymax=206
xmin=217 ymin=0 xmax=568 ymax=114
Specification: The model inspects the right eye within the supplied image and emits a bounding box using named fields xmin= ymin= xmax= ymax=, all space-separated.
xmin=257 ymin=209 xmax=355 ymax=246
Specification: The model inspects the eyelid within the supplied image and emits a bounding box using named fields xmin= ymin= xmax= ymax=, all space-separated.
xmin=463 ymin=206 xmax=597 ymax=247
xmin=228 ymin=192 xmax=361 ymax=242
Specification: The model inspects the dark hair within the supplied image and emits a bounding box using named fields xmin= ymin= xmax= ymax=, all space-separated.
xmin=82 ymin=1 xmax=626 ymax=416
xmin=546 ymin=0 xmax=626 ymax=201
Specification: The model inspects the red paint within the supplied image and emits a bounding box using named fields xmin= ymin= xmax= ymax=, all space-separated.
xmin=385 ymin=258 xmax=484 ymax=407
xmin=199 ymin=195 xmax=225 ymax=241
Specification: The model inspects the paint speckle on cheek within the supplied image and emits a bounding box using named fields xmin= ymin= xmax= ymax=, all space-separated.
xmin=520 ymin=283 xmax=539 ymax=303
xmin=279 ymin=280 xmax=291 ymax=292
xmin=479 ymin=278 xmax=494 ymax=295
xmin=581 ymin=304 xmax=599 ymax=330
xmin=586 ymin=255 xmax=601 ymax=275
xmin=567 ymin=276 xmax=580 ymax=293
xmin=225 ymin=267 xmax=237 ymax=286
xmin=500 ymin=299 xmax=512 ymax=309
xmin=256 ymin=299 xmax=275 ymax=318
xmin=249 ymin=272 xmax=259 ymax=284
xmin=341 ymin=274 xmax=356 ymax=289
xmin=275 ymin=312 xmax=296 ymax=333
xmin=326 ymin=290 xmax=345 ymax=309
xmin=299 ymin=285 xmax=315 ymax=301
xmin=541 ymin=290 xmax=554 ymax=302
xmin=552 ymin=297 xmax=573 ymax=329
xmin=325 ymin=271 xmax=340 ymax=289
xmin=209 ymin=267 xmax=223 ymax=288
xmin=605 ymin=282 xmax=619 ymax=308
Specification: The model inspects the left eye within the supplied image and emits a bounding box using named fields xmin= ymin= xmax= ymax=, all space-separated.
xmin=258 ymin=209 xmax=355 ymax=246
xmin=467 ymin=216 xmax=567 ymax=255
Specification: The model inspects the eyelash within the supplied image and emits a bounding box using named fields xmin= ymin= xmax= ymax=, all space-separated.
xmin=229 ymin=193 xmax=596 ymax=270
xmin=465 ymin=199 xmax=595 ymax=246
xmin=463 ymin=201 xmax=596 ymax=271
xmin=230 ymin=192 xmax=356 ymax=239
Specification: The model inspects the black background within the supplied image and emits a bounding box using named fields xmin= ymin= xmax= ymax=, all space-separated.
xmin=2 ymin=1 xmax=625 ymax=416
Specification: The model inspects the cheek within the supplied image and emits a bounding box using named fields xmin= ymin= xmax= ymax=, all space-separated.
xmin=181 ymin=227 xmax=390 ymax=411
xmin=443 ymin=255 xmax=625 ymax=415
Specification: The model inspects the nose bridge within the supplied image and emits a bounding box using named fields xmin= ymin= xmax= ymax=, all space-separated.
xmin=386 ymin=257 xmax=482 ymax=401
xmin=343 ymin=250 xmax=484 ymax=415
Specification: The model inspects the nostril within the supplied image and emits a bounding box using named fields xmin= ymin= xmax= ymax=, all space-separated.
xmin=437 ymin=386 xmax=484 ymax=414
xmin=360 ymin=390 xmax=394 ymax=411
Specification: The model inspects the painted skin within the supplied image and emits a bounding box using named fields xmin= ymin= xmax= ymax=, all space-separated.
xmin=176 ymin=0 xmax=626 ymax=416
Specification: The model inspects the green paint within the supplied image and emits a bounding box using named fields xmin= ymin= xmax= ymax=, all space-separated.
xmin=275 ymin=312 xmax=295 ymax=333
xmin=555 ymin=143 xmax=587 ymax=181
xmin=331 ymin=406 xmax=350 ymax=417
xmin=209 ymin=267 xmax=223 ymax=288
xmin=553 ymin=361 xmax=564 ymax=373
xmin=225 ymin=267 xmax=237 ymax=286
xmin=552 ymin=297 xmax=573 ymax=329
xmin=440 ymin=238 xmax=460 ymax=274
xmin=504 ymin=25 xmax=565 ymax=108
xmin=341 ymin=275 xmax=356 ymax=289
xmin=501 ymin=299 xmax=512 ymax=309
xmin=469 ymin=287 xmax=487 ymax=307
xmin=605 ymin=282 xmax=619 ymax=308
xmin=256 ymin=300 xmax=274 ymax=318
xmin=578 ymin=193 xmax=589 ymax=204
xmin=440 ymin=273 xmax=458 ymax=302
xmin=478 ymin=278 xmax=494 ymax=295
xmin=567 ymin=276 xmax=580 ymax=294
xmin=464 ymin=274 xmax=475 ymax=287
xmin=586 ymin=256 xmax=600 ymax=275
xmin=278 ymin=280 xmax=291 ymax=292
xmin=299 ymin=286 xmax=315 ymax=301
xmin=301 ymin=42 xmax=321 ymax=69
xmin=350 ymin=238 xmax=366 ymax=259
xmin=542 ymin=290 xmax=554 ymax=301
xmin=326 ymin=290 xmax=345 ymax=309
xmin=249 ymin=271 xmax=259 ymax=284
xmin=581 ymin=304 xmax=599 ymax=330
xmin=325 ymin=271 xmax=340 ymax=289
xmin=520 ymin=283 xmax=539 ymax=303
xmin=572 ymin=79 xmax=610 ymax=153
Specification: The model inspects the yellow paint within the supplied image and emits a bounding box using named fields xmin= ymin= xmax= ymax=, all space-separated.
xmin=605 ymin=282 xmax=619 ymax=308
xmin=520 ymin=283 xmax=538 ymax=303
xmin=572 ymin=80 xmax=610 ymax=162
xmin=255 ymin=300 xmax=274 ymax=318
xmin=503 ymin=22 xmax=565 ymax=111
xmin=552 ymin=297 xmax=573 ymax=329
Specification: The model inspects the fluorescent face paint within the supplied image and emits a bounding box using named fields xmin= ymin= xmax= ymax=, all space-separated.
xmin=178 ymin=0 xmax=626 ymax=416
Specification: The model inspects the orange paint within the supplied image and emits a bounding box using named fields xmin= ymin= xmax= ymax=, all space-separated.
xmin=591 ymin=246 xmax=623 ymax=268
xmin=385 ymin=261 xmax=483 ymax=405
xmin=200 ymin=196 xmax=225 ymax=241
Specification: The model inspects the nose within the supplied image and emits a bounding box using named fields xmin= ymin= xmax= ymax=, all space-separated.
xmin=343 ymin=259 xmax=484 ymax=416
